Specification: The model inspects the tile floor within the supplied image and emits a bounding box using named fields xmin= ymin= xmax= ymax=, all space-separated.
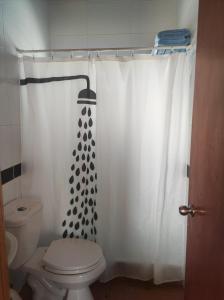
xmin=20 ymin=278 xmax=184 ymax=300
xmin=91 ymin=278 xmax=184 ymax=300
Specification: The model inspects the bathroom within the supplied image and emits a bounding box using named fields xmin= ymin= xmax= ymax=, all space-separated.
xmin=1 ymin=0 xmax=224 ymax=299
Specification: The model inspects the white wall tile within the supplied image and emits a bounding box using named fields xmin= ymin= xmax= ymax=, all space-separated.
xmin=50 ymin=1 xmax=87 ymax=36
xmin=50 ymin=34 xmax=88 ymax=49
xmin=0 ymin=125 xmax=21 ymax=170
xmin=49 ymin=0 xmax=180 ymax=49
xmin=2 ymin=177 xmax=21 ymax=205
xmin=87 ymin=2 xmax=131 ymax=35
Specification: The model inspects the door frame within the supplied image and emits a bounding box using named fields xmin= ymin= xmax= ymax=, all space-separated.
xmin=0 ymin=181 xmax=10 ymax=300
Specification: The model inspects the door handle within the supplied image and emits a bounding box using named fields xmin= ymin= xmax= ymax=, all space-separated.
xmin=179 ymin=205 xmax=206 ymax=217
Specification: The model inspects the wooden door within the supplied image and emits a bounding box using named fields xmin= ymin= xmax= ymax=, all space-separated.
xmin=184 ymin=0 xmax=224 ymax=299
xmin=0 ymin=181 xmax=10 ymax=300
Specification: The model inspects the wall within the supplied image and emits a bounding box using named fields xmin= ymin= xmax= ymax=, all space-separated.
xmin=177 ymin=0 xmax=199 ymax=41
xmin=0 ymin=0 xmax=49 ymax=209
xmin=48 ymin=0 xmax=179 ymax=49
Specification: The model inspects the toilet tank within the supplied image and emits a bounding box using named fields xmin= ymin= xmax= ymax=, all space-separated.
xmin=4 ymin=197 xmax=42 ymax=269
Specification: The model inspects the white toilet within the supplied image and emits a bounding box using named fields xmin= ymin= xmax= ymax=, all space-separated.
xmin=4 ymin=198 xmax=106 ymax=300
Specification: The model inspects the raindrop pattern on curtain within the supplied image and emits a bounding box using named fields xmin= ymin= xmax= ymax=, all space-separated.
xmin=62 ymin=101 xmax=98 ymax=240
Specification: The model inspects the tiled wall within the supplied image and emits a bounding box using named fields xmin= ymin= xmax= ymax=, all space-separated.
xmin=48 ymin=0 xmax=179 ymax=49
xmin=0 ymin=0 xmax=49 ymax=205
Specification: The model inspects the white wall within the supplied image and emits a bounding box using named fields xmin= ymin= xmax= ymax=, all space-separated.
xmin=48 ymin=0 xmax=179 ymax=49
xmin=0 ymin=0 xmax=49 ymax=206
xmin=4 ymin=0 xmax=49 ymax=50
xmin=177 ymin=0 xmax=199 ymax=40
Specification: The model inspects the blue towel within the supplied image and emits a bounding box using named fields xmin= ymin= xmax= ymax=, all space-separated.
xmin=155 ymin=29 xmax=191 ymax=47
xmin=157 ymin=29 xmax=191 ymax=39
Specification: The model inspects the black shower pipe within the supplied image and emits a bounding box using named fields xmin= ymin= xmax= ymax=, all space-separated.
xmin=20 ymin=75 xmax=90 ymax=90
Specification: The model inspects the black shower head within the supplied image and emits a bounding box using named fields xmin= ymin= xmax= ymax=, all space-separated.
xmin=78 ymin=89 xmax=96 ymax=100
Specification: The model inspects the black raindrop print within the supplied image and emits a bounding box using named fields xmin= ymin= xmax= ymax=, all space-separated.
xmin=76 ymin=168 xmax=80 ymax=176
xmin=83 ymin=133 xmax=87 ymax=142
xmin=82 ymin=163 xmax=86 ymax=172
xmin=78 ymin=142 xmax=82 ymax=151
xmin=69 ymin=176 xmax=74 ymax=184
xmin=81 ymin=107 xmax=87 ymax=115
xmin=73 ymin=207 xmax=77 ymax=215
xmin=75 ymin=222 xmax=80 ymax=230
xmin=89 ymin=118 xmax=93 ymax=127
xmin=64 ymin=95 xmax=98 ymax=241
xmin=94 ymin=212 xmax=98 ymax=221
xmin=63 ymin=230 xmax=68 ymax=238
xmin=88 ymin=131 xmax=92 ymax=139
xmin=76 ymin=182 xmax=81 ymax=191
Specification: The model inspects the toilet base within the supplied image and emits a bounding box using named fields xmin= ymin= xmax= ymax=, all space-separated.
xmin=66 ymin=287 xmax=93 ymax=300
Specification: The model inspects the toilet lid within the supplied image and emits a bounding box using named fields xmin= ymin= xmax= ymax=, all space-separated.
xmin=42 ymin=238 xmax=103 ymax=273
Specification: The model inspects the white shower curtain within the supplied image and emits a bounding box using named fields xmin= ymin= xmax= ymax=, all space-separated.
xmin=95 ymin=54 xmax=194 ymax=284
xmin=20 ymin=52 xmax=194 ymax=284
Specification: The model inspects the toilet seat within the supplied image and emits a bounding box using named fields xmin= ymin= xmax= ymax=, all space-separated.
xmin=42 ymin=238 xmax=103 ymax=275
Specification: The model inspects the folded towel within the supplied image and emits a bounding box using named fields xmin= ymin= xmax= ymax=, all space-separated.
xmin=155 ymin=29 xmax=191 ymax=47
xmin=157 ymin=29 xmax=191 ymax=40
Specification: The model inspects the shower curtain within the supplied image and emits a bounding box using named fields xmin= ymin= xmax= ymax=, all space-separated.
xmin=20 ymin=52 xmax=194 ymax=284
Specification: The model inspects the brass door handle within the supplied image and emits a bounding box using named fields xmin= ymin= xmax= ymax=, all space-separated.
xmin=179 ymin=205 xmax=206 ymax=217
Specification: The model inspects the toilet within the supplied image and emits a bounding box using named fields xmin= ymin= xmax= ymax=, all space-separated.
xmin=4 ymin=198 xmax=106 ymax=300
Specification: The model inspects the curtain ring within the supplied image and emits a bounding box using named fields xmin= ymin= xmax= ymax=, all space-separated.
xmin=116 ymin=50 xmax=119 ymax=57
xmin=70 ymin=51 xmax=73 ymax=59
xmin=97 ymin=51 xmax=100 ymax=58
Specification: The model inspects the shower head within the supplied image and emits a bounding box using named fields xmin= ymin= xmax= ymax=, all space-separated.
xmin=78 ymin=89 xmax=96 ymax=100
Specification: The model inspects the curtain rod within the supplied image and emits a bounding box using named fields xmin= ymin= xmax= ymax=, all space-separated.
xmin=16 ymin=45 xmax=191 ymax=54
